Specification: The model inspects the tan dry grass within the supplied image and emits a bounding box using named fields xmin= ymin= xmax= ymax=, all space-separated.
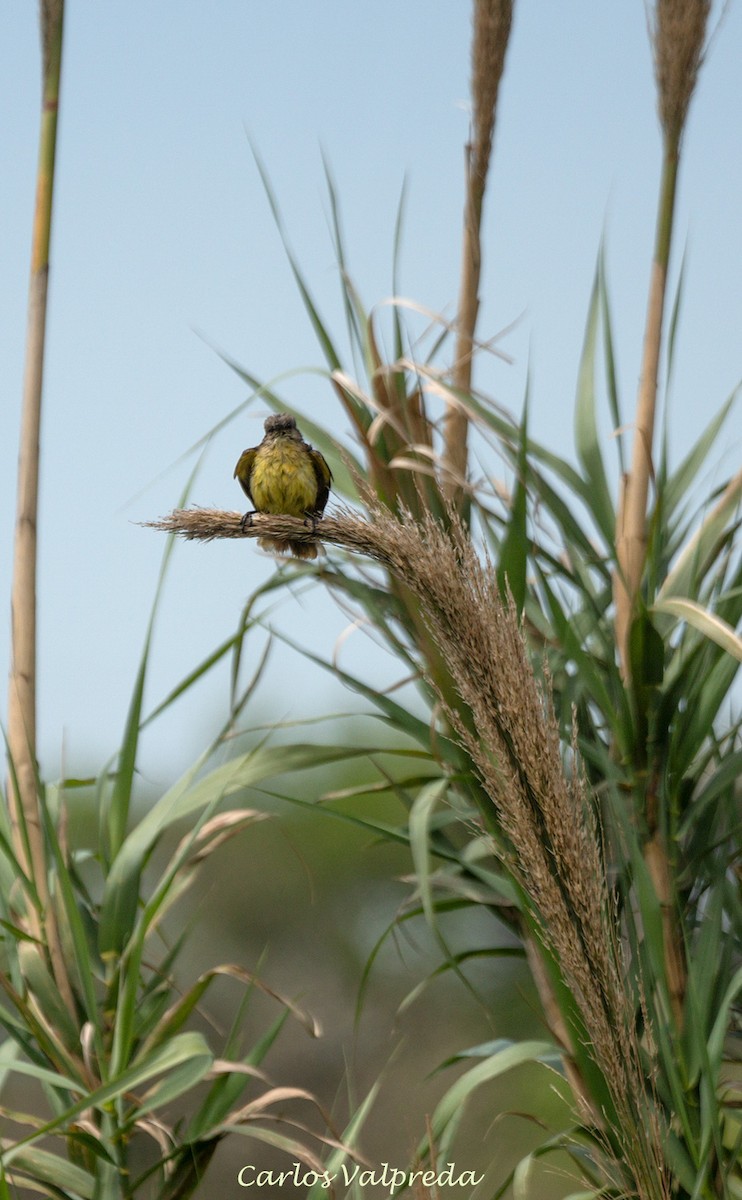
xmin=6 ymin=0 xmax=71 ymax=1006
xmin=444 ymin=0 xmax=514 ymax=502
xmin=650 ymin=0 xmax=711 ymax=146
xmin=151 ymin=503 xmax=668 ymax=1195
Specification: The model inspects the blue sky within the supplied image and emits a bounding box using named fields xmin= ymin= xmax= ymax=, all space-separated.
xmin=1 ymin=3 xmax=740 ymax=781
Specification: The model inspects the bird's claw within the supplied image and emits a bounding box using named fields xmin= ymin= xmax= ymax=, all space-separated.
xmin=303 ymin=513 xmax=320 ymax=533
xmin=240 ymin=510 xmax=256 ymax=533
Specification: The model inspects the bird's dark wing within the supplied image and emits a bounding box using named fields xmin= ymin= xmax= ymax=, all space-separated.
xmin=234 ymin=447 xmax=258 ymax=503
xmin=308 ymin=446 xmax=333 ymax=515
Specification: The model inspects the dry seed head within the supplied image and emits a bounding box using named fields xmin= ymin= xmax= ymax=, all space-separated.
xmin=650 ymin=0 xmax=711 ymax=146
xmin=153 ymin=502 xmax=667 ymax=1193
xmin=471 ymin=0 xmax=514 ymax=178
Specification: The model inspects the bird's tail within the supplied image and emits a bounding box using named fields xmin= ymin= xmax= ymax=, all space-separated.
xmin=257 ymin=536 xmax=319 ymax=560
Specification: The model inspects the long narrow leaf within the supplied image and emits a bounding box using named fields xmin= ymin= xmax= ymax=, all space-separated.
xmin=0 ymin=1033 xmax=213 ymax=1167
xmin=653 ymin=596 xmax=742 ymax=661
xmin=574 ymin=264 xmax=615 ymax=546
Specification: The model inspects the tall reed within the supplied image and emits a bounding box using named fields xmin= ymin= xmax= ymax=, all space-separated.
xmin=444 ymin=0 xmax=514 ymax=506
xmin=6 ymin=0 xmax=71 ymax=1004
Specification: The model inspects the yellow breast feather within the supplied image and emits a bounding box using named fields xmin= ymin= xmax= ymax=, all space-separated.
xmin=249 ymin=440 xmax=320 ymax=517
xmin=234 ymin=413 xmax=333 ymax=559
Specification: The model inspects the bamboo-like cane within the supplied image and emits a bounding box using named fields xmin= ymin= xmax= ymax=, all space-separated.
xmin=614 ymin=0 xmax=711 ymax=1032
xmin=442 ymin=0 xmax=514 ymax=507
xmin=614 ymin=0 xmax=710 ymax=678
xmin=6 ymin=0 xmax=74 ymax=1011
xmin=614 ymin=146 xmax=678 ymax=680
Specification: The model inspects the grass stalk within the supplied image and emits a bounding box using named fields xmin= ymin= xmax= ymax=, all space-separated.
xmin=615 ymin=0 xmax=711 ymax=1036
xmin=153 ymin=502 xmax=669 ymax=1196
xmin=443 ymin=0 xmax=514 ymax=506
xmin=5 ymin=0 xmax=73 ymax=1008
xmin=614 ymin=0 xmax=710 ymax=678
xmin=614 ymin=142 xmax=678 ymax=678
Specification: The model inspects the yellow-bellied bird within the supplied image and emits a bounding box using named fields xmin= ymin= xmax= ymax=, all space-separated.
xmin=234 ymin=413 xmax=333 ymax=559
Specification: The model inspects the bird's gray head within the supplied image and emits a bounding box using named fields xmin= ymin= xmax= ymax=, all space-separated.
xmin=264 ymin=413 xmax=299 ymax=438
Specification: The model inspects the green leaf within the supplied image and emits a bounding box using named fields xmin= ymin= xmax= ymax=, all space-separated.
xmin=1 ymin=1033 xmax=213 ymax=1166
xmin=599 ymin=245 xmax=624 ymax=475
xmin=663 ymin=388 xmax=739 ymax=521
xmin=671 ymin=651 xmax=740 ymax=781
xmin=682 ymin=888 xmax=726 ymax=1082
xmin=707 ymin=965 xmax=742 ymax=1068
xmin=513 ymin=1151 xmax=536 ymax=1200
xmin=574 ymin=263 xmax=615 ymax=546
xmin=38 ymin=802 xmax=101 ymax=1038
xmin=98 ymin=743 xmax=212 ymax=956
xmin=250 ymin=142 xmax=342 ymax=375
xmin=391 ymin=178 xmax=408 ymax=360
xmin=99 ymin=741 xmax=374 ymax=956
xmin=657 ymin=468 xmax=742 ymax=610
xmin=134 ymin=1052 xmax=213 ymax=1119
xmin=16 ymin=944 xmax=80 ymax=1062
xmin=321 ymin=151 xmax=367 ymax=372
xmin=263 ymin=626 xmax=468 ymax=768
xmin=187 ymin=1012 xmax=288 ymax=1141
xmin=680 ymin=749 xmax=742 ymax=836
xmin=305 ymin=1078 xmax=383 ymax=1200
xmin=3 ymin=1146 xmax=95 ymax=1198
xmin=653 ymin=597 xmax=742 ymax=662
xmin=497 ymin=384 xmax=529 ymax=610
xmin=628 ymin=608 xmax=665 ymax=690
xmin=409 ymin=778 xmax=453 ymax=929
xmin=423 ymin=1040 xmax=556 ymax=1161
xmin=142 ymin=626 xmax=257 ymax=729
xmin=0 ymin=1040 xmax=20 ymax=1094
xmin=103 ymin=456 xmax=203 ymax=861
xmin=534 ymin=562 xmax=628 ymax=749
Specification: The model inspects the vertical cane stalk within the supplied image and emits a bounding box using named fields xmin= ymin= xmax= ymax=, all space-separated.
xmin=614 ymin=0 xmax=711 ymax=1031
xmin=614 ymin=0 xmax=710 ymax=678
xmin=442 ymin=0 xmax=514 ymax=507
xmin=6 ymin=0 xmax=73 ymax=1010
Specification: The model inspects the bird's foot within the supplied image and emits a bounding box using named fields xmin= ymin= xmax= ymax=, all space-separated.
xmin=303 ymin=513 xmax=320 ymax=533
xmin=240 ymin=510 xmax=257 ymax=533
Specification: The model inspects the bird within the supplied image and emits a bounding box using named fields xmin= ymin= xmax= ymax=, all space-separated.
xmin=234 ymin=413 xmax=332 ymax=559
